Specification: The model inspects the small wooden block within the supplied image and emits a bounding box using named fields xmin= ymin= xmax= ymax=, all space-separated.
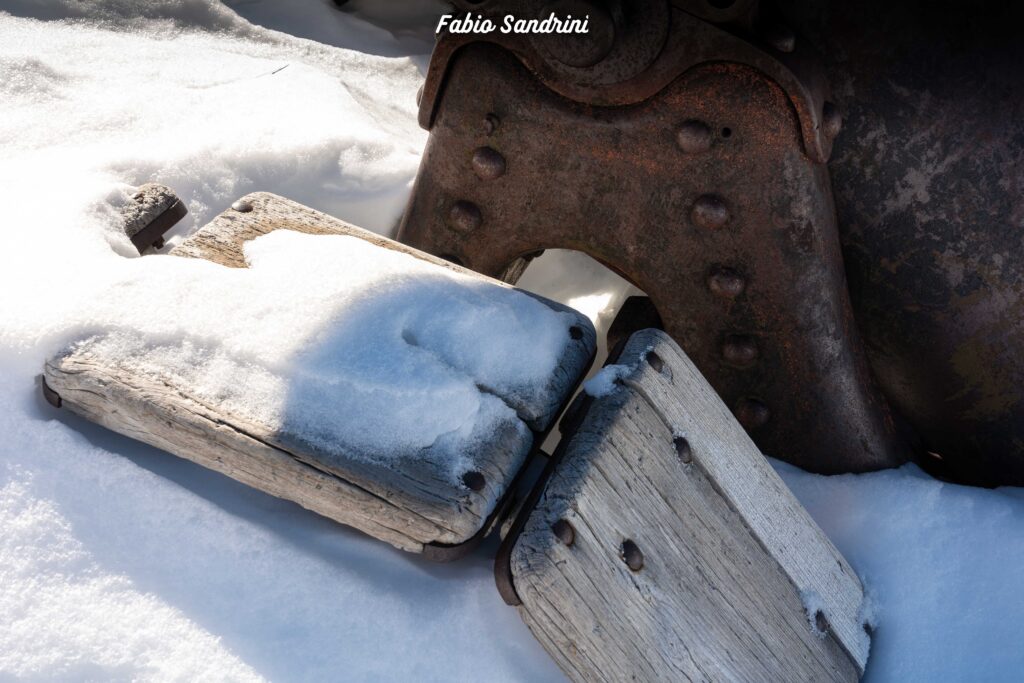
xmin=508 ymin=329 xmax=869 ymax=682
xmin=45 ymin=193 xmax=596 ymax=554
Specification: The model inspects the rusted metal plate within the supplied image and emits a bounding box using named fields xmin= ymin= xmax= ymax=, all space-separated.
xmin=781 ymin=0 xmax=1024 ymax=486
xmin=398 ymin=22 xmax=907 ymax=473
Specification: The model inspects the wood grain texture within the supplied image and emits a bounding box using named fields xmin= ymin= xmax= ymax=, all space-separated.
xmin=511 ymin=329 xmax=868 ymax=682
xmin=45 ymin=193 xmax=596 ymax=551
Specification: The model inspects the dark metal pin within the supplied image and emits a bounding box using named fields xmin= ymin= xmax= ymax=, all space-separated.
xmin=620 ymin=539 xmax=644 ymax=572
xmin=462 ymin=471 xmax=486 ymax=492
xmin=552 ymin=519 xmax=576 ymax=546
xmin=674 ymin=436 xmax=693 ymax=464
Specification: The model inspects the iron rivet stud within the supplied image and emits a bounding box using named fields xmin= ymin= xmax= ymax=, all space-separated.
xmin=708 ymin=267 xmax=746 ymax=298
xmin=484 ymin=113 xmax=500 ymax=136
xmin=674 ymin=436 xmax=693 ymax=464
xmin=692 ymin=195 xmax=730 ymax=230
xmin=231 ymin=199 xmax=253 ymax=213
xmin=823 ymin=102 xmax=842 ymax=139
xmin=448 ymin=200 xmax=482 ymax=234
xmin=621 ymin=539 xmax=644 ymax=572
xmin=462 ymin=471 xmax=486 ymax=491
xmin=735 ymin=398 xmax=771 ymax=429
xmin=722 ymin=335 xmax=759 ymax=367
xmin=764 ymin=23 xmax=796 ymax=53
xmin=552 ymin=519 xmax=576 ymax=546
xmin=676 ymin=120 xmax=712 ymax=154
xmin=472 ymin=147 xmax=506 ymax=181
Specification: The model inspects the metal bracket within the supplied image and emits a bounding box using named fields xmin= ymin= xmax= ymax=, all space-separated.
xmin=399 ymin=6 xmax=908 ymax=474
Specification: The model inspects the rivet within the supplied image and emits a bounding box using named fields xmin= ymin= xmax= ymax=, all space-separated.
xmin=620 ymin=539 xmax=644 ymax=572
xmin=763 ymin=23 xmax=796 ymax=53
xmin=462 ymin=471 xmax=486 ymax=491
xmin=448 ymin=200 xmax=482 ymax=234
xmin=823 ymin=102 xmax=842 ymax=139
xmin=645 ymin=351 xmax=664 ymax=373
xmin=691 ymin=195 xmax=729 ymax=230
xmin=552 ymin=519 xmax=576 ymax=546
xmin=231 ymin=199 xmax=253 ymax=213
xmin=471 ymin=146 xmax=506 ymax=181
xmin=484 ymin=113 xmax=500 ymax=136
xmin=152 ymin=237 xmax=165 ymax=250
xmin=569 ymin=325 xmax=584 ymax=340
xmin=707 ymin=267 xmax=746 ymax=298
xmin=722 ymin=335 xmax=759 ymax=367
xmin=676 ymin=120 xmax=712 ymax=154
xmin=674 ymin=436 xmax=693 ymax=464
xmin=735 ymin=398 xmax=771 ymax=429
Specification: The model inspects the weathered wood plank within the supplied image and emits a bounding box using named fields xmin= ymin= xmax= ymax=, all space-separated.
xmin=45 ymin=193 xmax=596 ymax=552
xmin=170 ymin=192 xmax=592 ymax=430
xmin=510 ymin=329 xmax=868 ymax=681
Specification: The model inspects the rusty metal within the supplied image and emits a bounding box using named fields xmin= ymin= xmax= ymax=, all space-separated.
xmin=763 ymin=0 xmax=1024 ymax=487
xmin=399 ymin=1 xmax=908 ymax=475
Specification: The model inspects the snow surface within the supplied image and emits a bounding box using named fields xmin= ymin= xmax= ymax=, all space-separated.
xmin=63 ymin=230 xmax=576 ymax=478
xmin=2 ymin=1 xmax=1024 ymax=681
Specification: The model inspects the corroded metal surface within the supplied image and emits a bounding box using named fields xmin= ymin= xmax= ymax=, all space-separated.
xmin=778 ymin=0 xmax=1024 ymax=485
xmin=398 ymin=6 xmax=908 ymax=475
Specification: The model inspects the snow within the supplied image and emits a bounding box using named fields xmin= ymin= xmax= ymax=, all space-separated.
xmin=62 ymin=230 xmax=576 ymax=478
xmin=582 ymin=364 xmax=631 ymax=398
xmin=2 ymin=0 xmax=1024 ymax=680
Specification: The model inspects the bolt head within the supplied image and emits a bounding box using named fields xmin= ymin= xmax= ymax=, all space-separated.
xmin=483 ymin=113 xmax=500 ymax=136
xmin=620 ymin=539 xmax=644 ymax=572
xmin=448 ymin=200 xmax=482 ymax=234
xmin=676 ymin=120 xmax=712 ymax=154
xmin=462 ymin=471 xmax=486 ymax=492
xmin=823 ymin=102 xmax=842 ymax=139
xmin=707 ymin=267 xmax=746 ymax=298
xmin=674 ymin=436 xmax=693 ymax=464
xmin=691 ymin=195 xmax=729 ymax=230
xmin=735 ymin=398 xmax=771 ymax=429
xmin=231 ymin=199 xmax=253 ymax=213
xmin=471 ymin=146 xmax=506 ymax=181
xmin=552 ymin=519 xmax=576 ymax=546
xmin=722 ymin=335 xmax=759 ymax=367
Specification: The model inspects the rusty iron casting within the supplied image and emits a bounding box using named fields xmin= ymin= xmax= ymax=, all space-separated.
xmin=399 ymin=0 xmax=1024 ymax=485
xmin=398 ymin=0 xmax=911 ymax=476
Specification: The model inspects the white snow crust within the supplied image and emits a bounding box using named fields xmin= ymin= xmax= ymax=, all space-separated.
xmin=3 ymin=1 xmax=1024 ymax=681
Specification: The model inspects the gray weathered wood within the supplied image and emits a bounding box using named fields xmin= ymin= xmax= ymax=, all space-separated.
xmin=511 ymin=329 xmax=868 ymax=682
xmin=45 ymin=193 xmax=596 ymax=553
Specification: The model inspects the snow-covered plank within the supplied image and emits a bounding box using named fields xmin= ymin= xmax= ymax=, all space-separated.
xmin=44 ymin=194 xmax=596 ymax=553
xmin=509 ymin=329 xmax=868 ymax=681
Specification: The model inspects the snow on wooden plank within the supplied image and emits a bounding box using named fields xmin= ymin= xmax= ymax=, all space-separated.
xmin=509 ymin=329 xmax=868 ymax=681
xmin=44 ymin=194 xmax=596 ymax=553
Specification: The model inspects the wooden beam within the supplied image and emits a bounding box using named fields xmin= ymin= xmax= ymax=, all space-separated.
xmin=509 ymin=329 xmax=868 ymax=681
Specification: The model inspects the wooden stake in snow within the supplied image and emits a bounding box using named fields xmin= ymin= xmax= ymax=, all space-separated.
xmin=503 ymin=329 xmax=870 ymax=682
xmin=44 ymin=193 xmax=595 ymax=556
